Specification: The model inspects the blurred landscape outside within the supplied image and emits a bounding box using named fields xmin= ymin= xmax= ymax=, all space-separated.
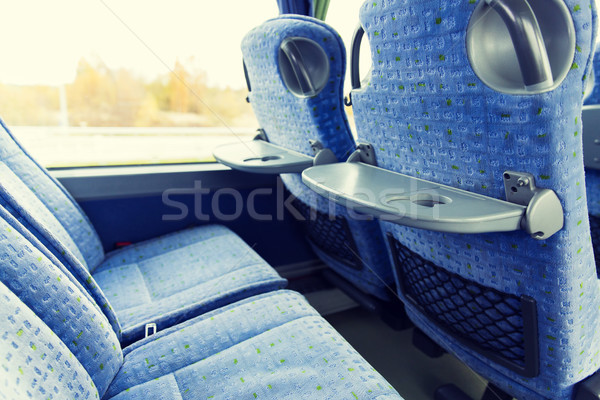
xmin=2 ymin=58 xmax=257 ymax=166
xmin=0 ymin=0 xmax=365 ymax=168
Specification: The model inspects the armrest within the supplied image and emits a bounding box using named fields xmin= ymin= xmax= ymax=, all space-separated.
xmin=213 ymin=140 xmax=313 ymax=174
xmin=302 ymin=162 xmax=562 ymax=239
xmin=583 ymin=105 xmax=600 ymax=170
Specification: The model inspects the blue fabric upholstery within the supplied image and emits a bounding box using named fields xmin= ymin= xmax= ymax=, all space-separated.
xmin=584 ymin=48 xmax=600 ymax=268
xmin=0 ymin=214 xmax=123 ymax=397
xmin=351 ymin=0 xmax=599 ymax=398
xmin=589 ymin=177 xmax=600 ymax=270
xmin=0 ymin=281 xmax=99 ymax=399
xmin=0 ymin=202 xmax=122 ymax=340
xmin=585 ymin=50 xmax=600 ymax=105
xmin=588 ymin=170 xmax=600 ymax=217
xmin=94 ymin=226 xmax=287 ymax=344
xmin=0 ymin=119 xmax=104 ymax=270
xmin=242 ymin=15 xmax=394 ymax=300
xmin=106 ymin=290 xmax=400 ymax=400
xmin=0 ymin=163 xmax=125 ymax=339
xmin=277 ymin=0 xmax=311 ymax=16
xmin=0 ymin=213 xmax=403 ymax=399
xmin=0 ymin=120 xmax=287 ymax=345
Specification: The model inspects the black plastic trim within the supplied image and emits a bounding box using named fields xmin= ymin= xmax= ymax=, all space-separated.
xmin=243 ymin=60 xmax=251 ymax=92
xmin=349 ymin=25 xmax=364 ymax=90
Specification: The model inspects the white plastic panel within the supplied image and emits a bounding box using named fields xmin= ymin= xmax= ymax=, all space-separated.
xmin=213 ymin=140 xmax=314 ymax=174
xmin=302 ymin=162 xmax=526 ymax=234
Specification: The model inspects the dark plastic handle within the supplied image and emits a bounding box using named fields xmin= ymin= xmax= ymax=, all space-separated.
xmin=486 ymin=0 xmax=553 ymax=88
xmin=243 ymin=61 xmax=251 ymax=92
xmin=349 ymin=25 xmax=365 ymax=90
xmin=280 ymin=39 xmax=317 ymax=96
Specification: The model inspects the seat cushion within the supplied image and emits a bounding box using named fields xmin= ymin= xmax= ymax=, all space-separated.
xmin=104 ymin=290 xmax=402 ymax=400
xmin=0 ymin=156 xmax=287 ymax=344
xmin=0 ymin=198 xmax=400 ymax=400
xmin=94 ymin=225 xmax=287 ymax=345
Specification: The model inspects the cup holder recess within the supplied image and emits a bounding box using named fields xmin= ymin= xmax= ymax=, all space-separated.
xmin=383 ymin=192 xmax=453 ymax=208
xmin=243 ymin=155 xmax=283 ymax=162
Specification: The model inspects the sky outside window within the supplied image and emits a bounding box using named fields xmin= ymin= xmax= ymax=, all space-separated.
xmin=0 ymin=0 xmax=368 ymax=167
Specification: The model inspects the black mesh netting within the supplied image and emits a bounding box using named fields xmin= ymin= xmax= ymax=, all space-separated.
xmin=292 ymin=198 xmax=363 ymax=270
xmin=389 ymin=236 xmax=526 ymax=366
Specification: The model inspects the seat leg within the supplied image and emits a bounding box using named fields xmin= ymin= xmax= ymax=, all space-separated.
xmin=481 ymin=383 xmax=512 ymax=400
xmin=434 ymin=384 xmax=473 ymax=400
xmin=574 ymin=370 xmax=600 ymax=400
xmin=412 ymin=327 xmax=445 ymax=358
xmin=380 ymin=299 xmax=412 ymax=331
xmin=322 ymin=268 xmax=412 ymax=330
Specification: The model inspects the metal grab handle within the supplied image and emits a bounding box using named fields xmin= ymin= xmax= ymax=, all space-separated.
xmin=280 ymin=39 xmax=317 ymax=96
xmin=485 ymin=0 xmax=553 ymax=89
xmin=349 ymin=25 xmax=365 ymax=90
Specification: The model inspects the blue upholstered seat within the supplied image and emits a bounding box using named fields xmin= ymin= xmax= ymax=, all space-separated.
xmin=349 ymin=0 xmax=599 ymax=398
xmin=585 ymin=50 xmax=600 ymax=106
xmin=0 ymin=119 xmax=287 ymax=345
xmin=584 ymin=49 xmax=600 ymax=269
xmin=241 ymin=15 xmax=394 ymax=301
xmin=0 ymin=210 xmax=402 ymax=399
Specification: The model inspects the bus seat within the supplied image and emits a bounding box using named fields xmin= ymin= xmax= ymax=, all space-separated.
xmin=584 ymin=47 xmax=600 ymax=269
xmin=0 ymin=119 xmax=287 ymax=346
xmin=349 ymin=0 xmax=599 ymax=398
xmin=241 ymin=15 xmax=395 ymax=302
xmin=0 ymin=212 xmax=402 ymax=400
xmin=584 ymin=49 xmax=600 ymax=106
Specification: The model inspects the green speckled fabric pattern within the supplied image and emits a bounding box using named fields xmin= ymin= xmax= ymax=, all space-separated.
xmin=351 ymin=0 xmax=599 ymax=398
xmin=94 ymin=226 xmax=287 ymax=345
xmin=0 ymin=281 xmax=100 ymax=399
xmin=0 ymin=216 xmax=122 ymax=398
xmin=0 ymin=118 xmax=104 ymax=270
xmin=242 ymin=15 xmax=395 ymax=300
xmin=106 ymin=290 xmax=402 ymax=400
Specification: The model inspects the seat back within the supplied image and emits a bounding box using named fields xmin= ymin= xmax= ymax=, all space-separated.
xmin=0 ymin=281 xmax=101 ymax=399
xmin=242 ymin=15 xmax=394 ymax=300
xmin=585 ymin=49 xmax=600 ymax=105
xmin=351 ymin=0 xmax=599 ymax=397
xmin=0 ymin=160 xmax=122 ymax=338
xmin=584 ymin=48 xmax=600 ymax=268
xmin=0 ymin=120 xmax=104 ymax=271
xmin=0 ymin=210 xmax=123 ymax=398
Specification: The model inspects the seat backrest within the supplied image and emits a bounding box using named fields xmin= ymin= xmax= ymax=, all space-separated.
xmin=0 ymin=160 xmax=122 ymax=338
xmin=583 ymin=47 xmax=600 ymax=268
xmin=585 ymin=49 xmax=600 ymax=105
xmin=0 ymin=281 xmax=101 ymax=399
xmin=0 ymin=119 xmax=104 ymax=270
xmin=0 ymin=209 xmax=123 ymax=398
xmin=242 ymin=15 xmax=394 ymax=300
xmin=351 ymin=0 xmax=599 ymax=397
